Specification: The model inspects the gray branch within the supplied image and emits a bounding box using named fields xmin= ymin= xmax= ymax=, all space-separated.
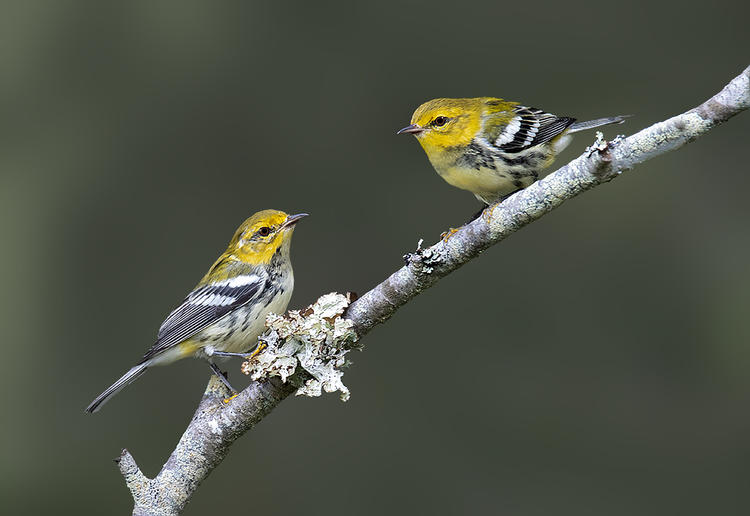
xmin=117 ymin=377 xmax=296 ymax=515
xmin=117 ymin=65 xmax=749 ymax=515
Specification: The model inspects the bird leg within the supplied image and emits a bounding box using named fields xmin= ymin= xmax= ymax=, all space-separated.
xmin=469 ymin=203 xmax=489 ymax=223
xmin=209 ymin=342 xmax=267 ymax=361
xmin=207 ymin=343 xmax=268 ymax=404
xmin=440 ymin=203 xmax=490 ymax=241
xmin=208 ymin=361 xmax=237 ymax=394
xmin=482 ymin=187 xmax=528 ymax=223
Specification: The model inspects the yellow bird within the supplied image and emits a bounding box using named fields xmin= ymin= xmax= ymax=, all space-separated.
xmin=85 ymin=209 xmax=307 ymax=413
xmin=399 ymin=98 xmax=627 ymax=205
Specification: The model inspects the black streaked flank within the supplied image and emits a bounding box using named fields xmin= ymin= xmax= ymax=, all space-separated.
xmin=499 ymin=151 xmax=546 ymax=168
xmin=453 ymin=142 xmax=496 ymax=170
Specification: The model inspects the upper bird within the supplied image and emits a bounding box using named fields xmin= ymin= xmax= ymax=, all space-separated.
xmin=85 ymin=209 xmax=307 ymax=413
xmin=398 ymin=98 xmax=627 ymax=205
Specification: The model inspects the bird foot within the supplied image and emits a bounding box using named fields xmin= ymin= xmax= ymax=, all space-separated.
xmin=223 ymin=393 xmax=240 ymax=404
xmin=245 ymin=342 xmax=267 ymax=361
xmin=482 ymin=204 xmax=497 ymax=224
xmin=440 ymin=227 xmax=461 ymax=242
xmin=210 ymin=341 xmax=267 ymax=361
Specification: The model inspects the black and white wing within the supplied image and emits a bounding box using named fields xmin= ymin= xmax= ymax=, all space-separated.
xmin=494 ymin=106 xmax=576 ymax=153
xmin=141 ymin=274 xmax=265 ymax=361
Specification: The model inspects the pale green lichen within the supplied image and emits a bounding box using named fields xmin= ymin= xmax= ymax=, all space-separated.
xmin=240 ymin=292 xmax=358 ymax=401
xmin=584 ymin=131 xmax=607 ymax=156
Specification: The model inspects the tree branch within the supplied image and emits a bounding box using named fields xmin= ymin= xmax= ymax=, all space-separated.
xmin=118 ymin=376 xmax=296 ymax=515
xmin=117 ymin=65 xmax=749 ymax=515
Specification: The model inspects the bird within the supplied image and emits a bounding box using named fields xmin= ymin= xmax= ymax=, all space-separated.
xmin=85 ymin=209 xmax=307 ymax=413
xmin=398 ymin=97 xmax=628 ymax=206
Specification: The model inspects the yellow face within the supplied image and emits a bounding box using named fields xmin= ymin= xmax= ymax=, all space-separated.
xmin=400 ymin=97 xmax=517 ymax=151
xmin=231 ymin=209 xmax=306 ymax=265
xmin=197 ymin=210 xmax=307 ymax=286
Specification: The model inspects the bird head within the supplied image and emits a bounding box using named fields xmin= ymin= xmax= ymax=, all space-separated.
xmin=398 ymin=97 xmax=517 ymax=152
xmin=230 ymin=210 xmax=308 ymax=265
xmin=397 ymin=98 xmax=483 ymax=150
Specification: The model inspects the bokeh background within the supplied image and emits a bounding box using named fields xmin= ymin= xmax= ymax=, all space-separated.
xmin=2 ymin=1 xmax=749 ymax=514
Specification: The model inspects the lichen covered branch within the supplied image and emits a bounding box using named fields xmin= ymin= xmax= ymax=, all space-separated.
xmin=118 ymin=65 xmax=749 ymax=515
xmin=242 ymin=292 xmax=359 ymax=400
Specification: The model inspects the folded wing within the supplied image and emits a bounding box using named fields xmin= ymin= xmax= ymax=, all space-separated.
xmin=494 ymin=106 xmax=576 ymax=153
xmin=142 ymin=274 xmax=265 ymax=361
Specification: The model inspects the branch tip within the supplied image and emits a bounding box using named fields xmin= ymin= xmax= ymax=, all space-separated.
xmin=117 ymin=448 xmax=149 ymax=498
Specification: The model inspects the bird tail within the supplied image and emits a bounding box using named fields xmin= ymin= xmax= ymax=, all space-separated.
xmin=568 ymin=115 xmax=631 ymax=133
xmin=85 ymin=363 xmax=148 ymax=413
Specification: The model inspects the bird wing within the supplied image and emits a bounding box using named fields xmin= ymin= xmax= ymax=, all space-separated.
xmin=141 ymin=273 xmax=266 ymax=361
xmin=492 ymin=106 xmax=576 ymax=153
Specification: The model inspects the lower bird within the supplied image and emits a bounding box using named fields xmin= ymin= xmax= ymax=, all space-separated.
xmin=85 ymin=209 xmax=307 ymax=413
xmin=398 ymin=97 xmax=627 ymax=206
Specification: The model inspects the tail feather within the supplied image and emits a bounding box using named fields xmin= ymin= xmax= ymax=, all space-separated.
xmin=85 ymin=363 xmax=148 ymax=413
xmin=568 ymin=115 xmax=631 ymax=133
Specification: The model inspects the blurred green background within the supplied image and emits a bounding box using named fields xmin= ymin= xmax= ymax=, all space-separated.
xmin=2 ymin=1 xmax=749 ymax=514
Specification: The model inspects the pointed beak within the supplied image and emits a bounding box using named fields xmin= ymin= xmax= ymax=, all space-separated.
xmin=282 ymin=213 xmax=308 ymax=228
xmin=396 ymin=124 xmax=424 ymax=135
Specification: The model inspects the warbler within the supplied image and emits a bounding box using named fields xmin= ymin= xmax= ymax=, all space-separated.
xmin=398 ymin=98 xmax=627 ymax=205
xmin=85 ymin=209 xmax=307 ymax=413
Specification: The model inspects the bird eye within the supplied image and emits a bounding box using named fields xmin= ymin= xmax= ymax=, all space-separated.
xmin=432 ymin=116 xmax=449 ymax=127
xmin=257 ymin=227 xmax=271 ymax=237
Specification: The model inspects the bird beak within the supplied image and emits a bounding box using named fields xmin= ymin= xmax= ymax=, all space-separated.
xmin=282 ymin=213 xmax=308 ymax=228
xmin=396 ymin=124 xmax=424 ymax=135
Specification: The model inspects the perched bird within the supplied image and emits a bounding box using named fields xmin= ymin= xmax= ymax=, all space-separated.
xmin=85 ymin=209 xmax=307 ymax=413
xmin=398 ymin=98 xmax=627 ymax=205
